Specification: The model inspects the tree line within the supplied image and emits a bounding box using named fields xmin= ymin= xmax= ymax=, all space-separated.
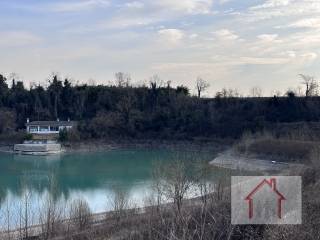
xmin=0 ymin=73 xmax=320 ymax=140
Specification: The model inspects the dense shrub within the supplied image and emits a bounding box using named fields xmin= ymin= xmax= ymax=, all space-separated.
xmin=58 ymin=129 xmax=68 ymax=142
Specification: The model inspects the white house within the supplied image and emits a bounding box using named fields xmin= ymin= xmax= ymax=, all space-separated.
xmin=26 ymin=119 xmax=76 ymax=134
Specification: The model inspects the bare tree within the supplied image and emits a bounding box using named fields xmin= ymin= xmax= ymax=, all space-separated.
xmin=69 ymin=198 xmax=92 ymax=231
xmin=299 ymin=74 xmax=318 ymax=97
xmin=249 ymin=86 xmax=263 ymax=97
xmin=149 ymin=74 xmax=163 ymax=90
xmin=160 ymin=158 xmax=193 ymax=215
xmin=149 ymin=75 xmax=163 ymax=108
xmin=19 ymin=188 xmax=32 ymax=239
xmin=270 ymin=89 xmax=282 ymax=97
xmin=115 ymin=72 xmax=131 ymax=87
xmin=194 ymin=160 xmax=215 ymax=206
xmin=3 ymin=198 xmax=12 ymax=240
xmin=116 ymin=92 xmax=135 ymax=127
xmin=217 ymin=88 xmax=241 ymax=98
xmin=166 ymin=80 xmax=172 ymax=88
xmin=88 ymin=78 xmax=96 ymax=86
xmin=295 ymin=86 xmax=304 ymax=96
xmin=151 ymin=162 xmax=164 ymax=208
xmin=39 ymin=175 xmax=63 ymax=239
xmin=109 ymin=187 xmax=129 ymax=221
xmin=196 ymin=77 xmax=210 ymax=98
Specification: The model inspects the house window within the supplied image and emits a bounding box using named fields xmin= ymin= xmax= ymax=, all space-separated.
xmin=29 ymin=126 xmax=38 ymax=132
xmin=39 ymin=126 xmax=49 ymax=132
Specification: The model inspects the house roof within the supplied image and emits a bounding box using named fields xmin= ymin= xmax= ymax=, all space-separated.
xmin=26 ymin=121 xmax=77 ymax=127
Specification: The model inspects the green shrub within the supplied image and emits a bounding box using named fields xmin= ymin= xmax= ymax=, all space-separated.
xmin=24 ymin=133 xmax=33 ymax=141
xmin=58 ymin=128 xmax=68 ymax=142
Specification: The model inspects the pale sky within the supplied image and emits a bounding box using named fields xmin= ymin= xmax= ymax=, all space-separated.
xmin=1 ymin=0 xmax=320 ymax=96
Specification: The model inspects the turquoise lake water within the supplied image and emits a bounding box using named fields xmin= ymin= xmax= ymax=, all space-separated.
xmin=0 ymin=148 xmax=231 ymax=228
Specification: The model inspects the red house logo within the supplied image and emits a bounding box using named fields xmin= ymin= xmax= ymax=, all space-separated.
xmin=245 ymin=178 xmax=286 ymax=219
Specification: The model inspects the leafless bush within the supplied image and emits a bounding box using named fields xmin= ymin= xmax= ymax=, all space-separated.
xmin=151 ymin=161 xmax=165 ymax=209
xmin=2 ymin=198 xmax=12 ymax=240
xmin=18 ymin=175 xmax=34 ymax=240
xmin=159 ymin=158 xmax=193 ymax=215
xmin=109 ymin=187 xmax=130 ymax=222
xmin=194 ymin=160 xmax=217 ymax=206
xmin=39 ymin=194 xmax=64 ymax=239
xmin=69 ymin=198 xmax=92 ymax=231
xmin=300 ymin=74 xmax=318 ymax=97
xmin=139 ymin=194 xmax=233 ymax=240
xmin=39 ymin=176 xmax=64 ymax=239
xmin=140 ymin=157 xmax=234 ymax=240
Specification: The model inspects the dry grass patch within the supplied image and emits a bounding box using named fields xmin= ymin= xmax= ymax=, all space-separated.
xmin=235 ymin=132 xmax=320 ymax=163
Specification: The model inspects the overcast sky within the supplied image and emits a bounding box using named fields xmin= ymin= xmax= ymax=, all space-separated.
xmin=1 ymin=0 xmax=319 ymax=96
